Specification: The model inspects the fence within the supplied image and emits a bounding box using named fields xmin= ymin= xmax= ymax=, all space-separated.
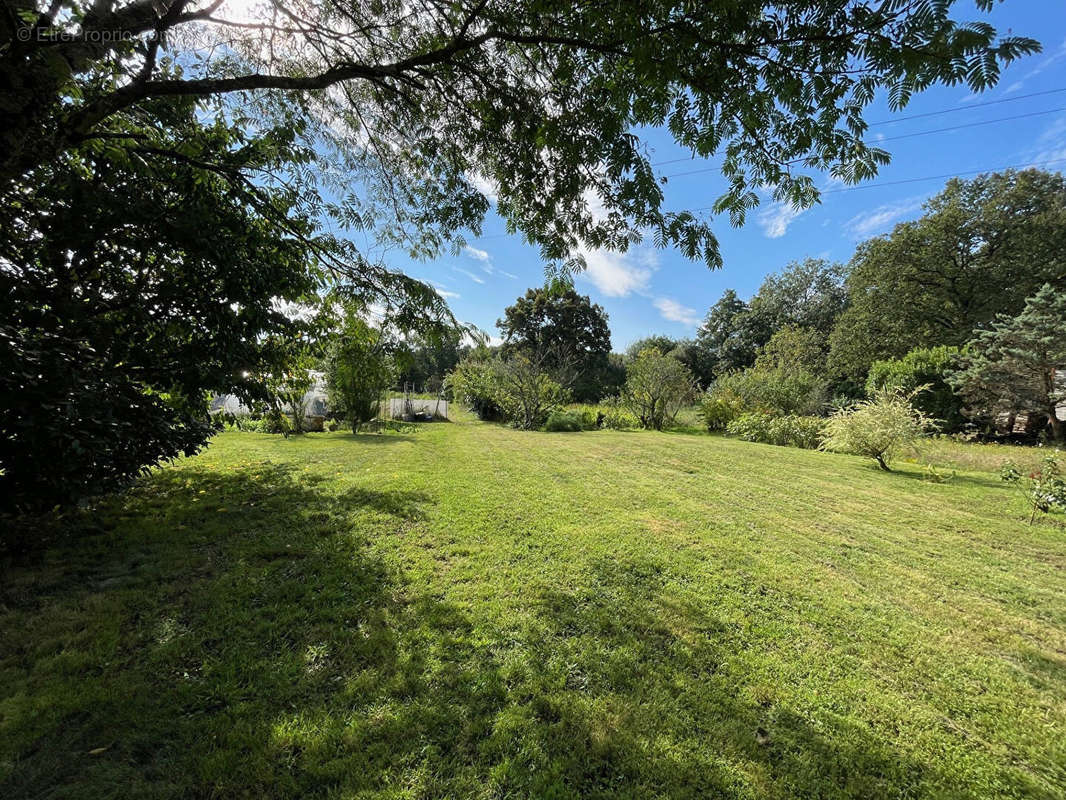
xmin=386 ymin=397 xmax=449 ymax=420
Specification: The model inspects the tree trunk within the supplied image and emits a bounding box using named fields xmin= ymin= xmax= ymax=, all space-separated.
xmin=1004 ymin=411 xmax=1017 ymax=434
xmin=1049 ymin=410 xmax=1064 ymax=442
xmin=875 ymin=454 xmax=891 ymax=471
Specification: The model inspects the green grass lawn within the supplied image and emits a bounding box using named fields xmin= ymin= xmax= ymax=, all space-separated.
xmin=2 ymin=421 xmax=1065 ymax=799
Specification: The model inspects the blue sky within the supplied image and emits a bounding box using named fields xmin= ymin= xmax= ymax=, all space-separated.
xmin=392 ymin=1 xmax=1066 ymax=351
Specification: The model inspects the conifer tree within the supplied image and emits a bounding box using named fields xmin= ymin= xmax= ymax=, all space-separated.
xmin=951 ymin=284 xmax=1066 ymax=441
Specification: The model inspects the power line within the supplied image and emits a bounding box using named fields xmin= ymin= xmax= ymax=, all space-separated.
xmin=868 ymin=86 xmax=1066 ymax=126
xmin=819 ymin=156 xmax=1066 ymax=194
xmin=661 ymin=106 xmax=1066 ymax=179
xmin=673 ymin=156 xmax=1066 ymax=213
xmin=469 ymin=160 xmax=1066 ymax=244
xmin=649 ymin=86 xmax=1066 ymax=169
xmin=878 ymin=105 xmax=1066 ymax=143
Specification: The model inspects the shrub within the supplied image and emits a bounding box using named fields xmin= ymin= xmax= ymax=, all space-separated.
xmin=544 ymin=411 xmax=584 ymax=432
xmin=602 ymin=408 xmax=640 ymax=430
xmin=262 ymin=408 xmax=292 ymax=434
xmin=1001 ymin=454 xmax=1066 ymax=524
xmin=573 ymin=405 xmax=604 ymax=430
xmin=698 ymin=393 xmax=745 ymax=431
xmin=445 ymin=358 xmax=503 ymax=420
xmin=0 ymin=332 xmax=213 ymax=513
xmin=725 ymin=413 xmax=825 ymax=449
xmin=709 ymin=367 xmax=827 ymax=417
xmin=493 ymin=355 xmax=569 ymax=430
xmin=725 ymin=412 xmax=772 ymax=443
xmin=596 ymin=397 xmax=640 ymax=430
xmin=866 ymin=345 xmax=965 ymax=431
xmin=820 ymin=387 xmax=935 ymax=470
xmin=324 ymin=317 xmax=394 ymax=431
xmin=624 ymin=349 xmax=695 ymax=430
xmin=448 ymin=355 xmax=568 ymax=429
xmin=259 ymin=409 xmax=289 ymax=435
xmin=777 ymin=416 xmax=826 ymax=449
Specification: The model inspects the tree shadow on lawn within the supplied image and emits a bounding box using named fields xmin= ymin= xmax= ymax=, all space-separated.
xmin=861 ymin=462 xmax=1006 ymax=492
xmin=2 ymin=466 xmax=980 ymax=799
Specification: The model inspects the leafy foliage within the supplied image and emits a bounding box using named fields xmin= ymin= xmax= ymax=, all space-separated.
xmin=755 ymin=325 xmax=831 ymax=377
xmin=697 ymin=259 xmax=847 ymax=381
xmin=447 ymin=353 xmax=568 ymax=429
xmin=492 ymin=356 xmax=570 ymax=431
xmin=866 ymin=346 xmax=966 ymax=432
xmin=626 ymin=336 xmax=713 ymax=388
xmin=1000 ymin=454 xmax=1066 ymax=524
xmin=393 ymin=330 xmax=465 ymax=393
xmin=725 ymin=413 xmax=826 ymax=450
xmin=749 ymin=258 xmax=849 ymax=339
xmin=571 ymin=406 xmax=605 ymax=430
xmin=695 ymin=290 xmax=766 ymax=376
xmin=699 ymin=393 xmax=746 ymax=432
xmin=498 ymin=286 xmax=611 ymax=401
xmin=625 ymin=336 xmax=680 ymax=360
xmin=324 ymin=315 xmax=394 ymax=431
xmin=820 ymin=387 xmax=935 ymax=471
xmin=624 ymin=349 xmax=695 ymax=431
xmin=2 ymin=1 xmax=1036 ymax=270
xmin=0 ymin=104 xmax=323 ymax=510
xmin=544 ymin=411 xmax=585 ymax=433
xmin=950 ymin=284 xmax=1066 ymax=442
xmin=0 ymin=327 xmax=214 ymax=513
xmin=446 ymin=358 xmax=504 ymax=421
xmin=828 ymin=170 xmax=1066 ymax=383
xmin=707 ymin=368 xmax=827 ymax=418
xmin=596 ymin=398 xmax=642 ymax=430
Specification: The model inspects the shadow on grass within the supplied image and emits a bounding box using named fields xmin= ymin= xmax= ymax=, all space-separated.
xmin=1 ymin=466 xmax=980 ymax=798
xmin=872 ymin=463 xmax=1006 ymax=491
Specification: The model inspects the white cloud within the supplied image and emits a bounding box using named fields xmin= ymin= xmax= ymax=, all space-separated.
xmin=654 ymin=297 xmax=701 ymax=327
xmin=464 ymin=245 xmax=490 ymax=262
xmin=583 ymin=187 xmax=611 ymax=222
xmin=1003 ymin=80 xmax=1024 ymax=95
xmin=843 ymin=196 xmax=925 ymax=239
xmin=462 ymin=244 xmax=498 ymax=275
xmin=1024 ymin=113 xmax=1066 ymax=166
xmin=498 ymin=269 xmax=519 ymax=280
xmin=452 ymin=266 xmax=485 ymax=284
xmin=465 ymin=172 xmax=499 ymax=203
xmin=757 ymin=201 xmax=804 ymax=239
xmin=426 ymin=280 xmax=460 ymax=299
xmin=575 ymin=246 xmax=656 ymax=297
xmin=1023 ymin=37 xmax=1066 ymax=80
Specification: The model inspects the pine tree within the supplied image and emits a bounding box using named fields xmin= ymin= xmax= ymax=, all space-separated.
xmin=951 ymin=284 xmax=1066 ymax=441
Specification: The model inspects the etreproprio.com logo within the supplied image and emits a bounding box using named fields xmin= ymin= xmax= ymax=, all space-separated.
xmin=17 ymin=27 xmax=137 ymax=43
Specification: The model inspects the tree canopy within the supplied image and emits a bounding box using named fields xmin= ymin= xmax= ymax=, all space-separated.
xmin=828 ymin=169 xmax=1066 ymax=383
xmin=697 ymin=259 xmax=847 ymax=380
xmin=950 ymin=284 xmax=1066 ymax=441
xmin=0 ymin=100 xmax=327 ymax=508
xmin=497 ymin=286 xmax=612 ymax=401
xmin=1 ymin=0 xmax=1038 ymax=270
